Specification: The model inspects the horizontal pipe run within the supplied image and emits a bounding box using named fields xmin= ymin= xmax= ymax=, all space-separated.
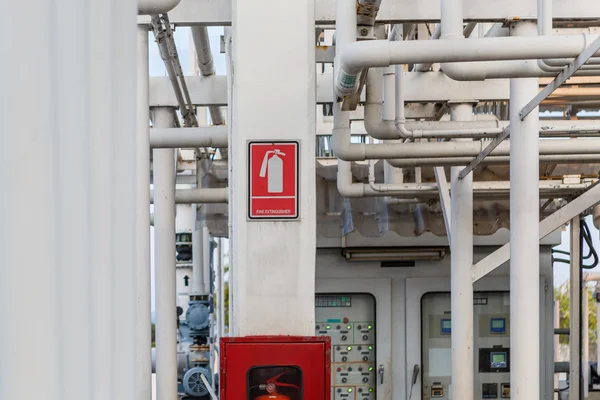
xmin=150 ymin=126 xmax=228 ymax=148
xmin=150 ymin=188 xmax=228 ymax=204
xmin=336 ymin=34 xmax=600 ymax=96
xmin=387 ymin=154 xmax=600 ymax=167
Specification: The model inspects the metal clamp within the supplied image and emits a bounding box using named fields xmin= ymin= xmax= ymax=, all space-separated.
xmin=378 ymin=364 xmax=384 ymax=384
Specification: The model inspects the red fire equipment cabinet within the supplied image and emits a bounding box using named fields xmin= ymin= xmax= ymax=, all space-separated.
xmin=220 ymin=336 xmax=331 ymax=400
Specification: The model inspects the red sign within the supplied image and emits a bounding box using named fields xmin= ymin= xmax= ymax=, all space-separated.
xmin=248 ymin=141 xmax=299 ymax=220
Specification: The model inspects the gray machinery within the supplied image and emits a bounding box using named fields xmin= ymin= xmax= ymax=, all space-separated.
xmin=315 ymin=293 xmax=376 ymax=400
xmin=179 ymin=297 xmax=213 ymax=398
xmin=176 ymin=232 xmax=214 ymax=399
xmin=421 ymin=292 xmax=511 ymax=400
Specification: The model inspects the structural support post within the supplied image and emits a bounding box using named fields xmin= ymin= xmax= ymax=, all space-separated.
xmin=230 ymin=0 xmax=316 ymax=335
xmin=192 ymin=220 xmax=206 ymax=294
xmin=583 ymin=282 xmax=590 ymax=399
xmin=571 ymin=217 xmax=582 ymax=400
xmin=136 ymin=25 xmax=153 ymax=400
xmin=0 ymin=0 xmax=137 ymax=398
xmin=153 ymin=107 xmax=178 ymax=400
xmin=510 ymin=21 xmax=540 ymax=400
xmin=450 ymin=104 xmax=474 ymax=400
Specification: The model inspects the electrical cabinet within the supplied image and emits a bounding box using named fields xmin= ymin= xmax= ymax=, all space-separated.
xmin=421 ymin=292 xmax=511 ymax=400
xmin=315 ymin=294 xmax=376 ymax=400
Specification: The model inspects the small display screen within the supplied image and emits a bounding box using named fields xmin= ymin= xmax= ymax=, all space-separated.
xmin=490 ymin=318 xmax=506 ymax=333
xmin=441 ymin=319 xmax=451 ymax=334
xmin=491 ymin=352 xmax=507 ymax=368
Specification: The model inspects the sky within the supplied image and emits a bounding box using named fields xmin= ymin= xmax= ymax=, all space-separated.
xmin=146 ymin=27 xmax=599 ymax=311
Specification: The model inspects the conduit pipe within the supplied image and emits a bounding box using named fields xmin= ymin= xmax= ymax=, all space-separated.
xmin=191 ymin=27 xmax=226 ymax=126
xmin=150 ymin=126 xmax=228 ymax=148
xmin=150 ymin=188 xmax=228 ymax=204
xmin=138 ymin=0 xmax=181 ymax=15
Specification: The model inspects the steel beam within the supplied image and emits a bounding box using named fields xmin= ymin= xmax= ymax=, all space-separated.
xmin=139 ymin=0 xmax=600 ymax=26
xmin=150 ymin=72 xmax=510 ymax=107
xmin=472 ymin=181 xmax=600 ymax=282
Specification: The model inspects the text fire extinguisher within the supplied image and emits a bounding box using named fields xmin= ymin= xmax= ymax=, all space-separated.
xmin=259 ymin=149 xmax=286 ymax=193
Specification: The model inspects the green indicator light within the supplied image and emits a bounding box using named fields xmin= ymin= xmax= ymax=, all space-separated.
xmin=369 ymin=366 xmax=374 ymax=371
xmin=326 ymin=325 xmax=331 ymax=329
xmin=348 ymin=388 xmax=353 ymax=393
xmin=369 ymin=388 xmax=374 ymax=393
xmin=347 ymin=325 xmax=352 ymax=330
xmin=347 ymin=346 xmax=352 ymax=351
xmin=368 ymin=346 xmax=373 ymax=351
xmin=368 ymin=325 xmax=373 ymax=330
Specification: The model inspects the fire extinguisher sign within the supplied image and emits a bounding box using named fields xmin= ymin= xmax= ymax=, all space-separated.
xmin=248 ymin=141 xmax=299 ymax=220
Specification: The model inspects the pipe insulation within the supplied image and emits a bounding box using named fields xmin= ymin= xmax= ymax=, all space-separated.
xmin=138 ymin=0 xmax=181 ymax=15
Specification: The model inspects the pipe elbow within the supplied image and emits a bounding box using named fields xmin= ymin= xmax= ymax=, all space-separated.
xmin=138 ymin=0 xmax=181 ymax=15
xmin=336 ymin=171 xmax=364 ymax=198
xmin=332 ymin=128 xmax=366 ymax=161
xmin=364 ymin=104 xmax=399 ymax=140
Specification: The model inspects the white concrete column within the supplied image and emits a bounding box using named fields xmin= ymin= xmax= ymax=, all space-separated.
xmin=509 ymin=21 xmax=540 ymax=400
xmin=0 ymin=0 xmax=137 ymax=399
xmin=230 ymin=0 xmax=316 ymax=336
xmin=137 ymin=25 xmax=153 ymax=400
xmin=152 ymin=107 xmax=178 ymax=400
xmin=450 ymin=103 xmax=474 ymax=400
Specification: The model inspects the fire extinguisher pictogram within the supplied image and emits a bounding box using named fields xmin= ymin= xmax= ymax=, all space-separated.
xmin=259 ymin=149 xmax=286 ymax=193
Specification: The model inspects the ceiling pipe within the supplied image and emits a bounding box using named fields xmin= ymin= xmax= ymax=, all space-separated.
xmin=150 ymin=126 xmax=228 ymax=148
xmin=138 ymin=0 xmax=181 ymax=15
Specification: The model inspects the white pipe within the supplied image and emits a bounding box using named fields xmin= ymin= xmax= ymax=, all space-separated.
xmin=153 ymin=107 xmax=178 ymax=400
xmin=138 ymin=0 xmax=181 ymax=15
xmin=150 ymin=126 xmax=228 ymax=148
xmin=151 ymin=188 xmax=228 ymax=204
xmin=335 ymin=32 xmax=600 ymax=96
xmin=450 ymin=104 xmax=474 ymax=400
xmin=202 ymin=226 xmax=211 ymax=295
xmin=191 ymin=26 xmax=226 ymax=126
xmin=136 ymin=25 xmax=153 ymax=400
xmin=334 ymin=0 xmax=358 ymax=94
xmin=509 ymin=35 xmax=540 ymax=400
xmin=217 ymin=238 xmax=225 ymax=337
xmin=415 ymin=25 xmax=442 ymax=72
xmin=0 ymin=0 xmax=137 ymax=397
xmin=571 ymin=217 xmax=583 ymax=400
xmin=596 ymin=283 xmax=600 ymax=375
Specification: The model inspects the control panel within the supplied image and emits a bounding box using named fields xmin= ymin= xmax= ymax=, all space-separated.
xmin=315 ymin=294 xmax=376 ymax=400
xmin=421 ymin=292 xmax=511 ymax=400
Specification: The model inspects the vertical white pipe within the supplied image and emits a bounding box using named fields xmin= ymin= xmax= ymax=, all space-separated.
xmin=136 ymin=25 xmax=153 ymax=400
xmin=510 ymin=21 xmax=540 ymax=400
xmin=0 ymin=0 xmax=137 ymax=399
xmin=218 ymin=238 xmax=226 ymax=337
xmin=554 ymin=300 xmax=560 ymax=394
xmin=203 ymin=226 xmax=211 ymax=293
xmin=584 ymin=284 xmax=590 ymax=398
xmin=153 ymin=107 xmax=178 ymax=400
xmin=440 ymin=0 xmax=464 ymax=39
xmin=192 ymin=222 xmax=206 ymax=294
xmin=450 ymin=103 xmax=474 ymax=400
xmin=571 ymin=217 xmax=582 ymax=400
